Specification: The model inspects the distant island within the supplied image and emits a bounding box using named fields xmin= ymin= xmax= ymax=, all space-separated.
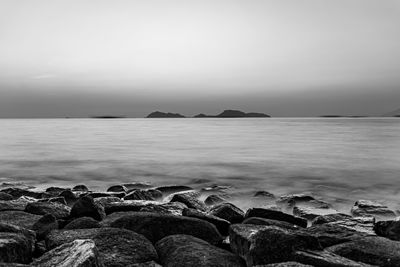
xmin=146 ymin=111 xmax=185 ymax=118
xmin=90 ymin=116 xmax=126 ymax=119
xmin=383 ymin=107 xmax=400 ymax=117
xmin=194 ymin=109 xmax=271 ymax=118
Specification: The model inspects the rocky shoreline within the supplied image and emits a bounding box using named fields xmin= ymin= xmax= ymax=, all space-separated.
xmin=1 ymin=182 xmax=399 ymax=266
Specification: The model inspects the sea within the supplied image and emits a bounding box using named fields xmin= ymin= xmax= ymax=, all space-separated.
xmin=1 ymin=118 xmax=399 ymax=213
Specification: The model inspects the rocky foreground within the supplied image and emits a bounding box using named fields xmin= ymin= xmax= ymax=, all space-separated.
xmin=0 ymin=183 xmax=400 ymax=266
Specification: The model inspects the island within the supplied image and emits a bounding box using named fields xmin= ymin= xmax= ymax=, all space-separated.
xmin=146 ymin=111 xmax=185 ymax=118
xmin=194 ymin=109 xmax=271 ymax=118
xmin=90 ymin=116 xmax=126 ymax=119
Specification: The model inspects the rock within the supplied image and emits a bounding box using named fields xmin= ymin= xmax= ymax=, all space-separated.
xmin=0 ymin=263 xmax=29 ymax=266
xmin=351 ymin=200 xmax=396 ymax=220
xmin=293 ymin=206 xmax=338 ymax=220
xmin=0 ymin=200 xmax=27 ymax=212
xmin=146 ymin=111 xmax=185 ymax=118
xmin=374 ymin=220 xmax=400 ymax=241
xmin=277 ymin=194 xmax=316 ymax=204
xmin=200 ymin=185 xmax=230 ymax=193
xmin=38 ymin=197 xmax=67 ymax=205
xmin=124 ymin=189 xmax=162 ymax=201
xmin=0 ymin=211 xmax=42 ymax=229
xmin=33 ymin=240 xmax=47 ymax=258
xmin=46 ymin=228 xmax=158 ymax=266
xmin=327 ymin=236 xmax=400 ymax=266
xmin=0 ymin=233 xmax=32 ymax=264
xmin=32 ymin=214 xmax=58 ymax=240
xmin=70 ymin=196 xmax=106 ymax=221
xmin=59 ymin=190 xmax=80 ymax=205
xmin=229 ymin=224 xmax=321 ymax=266
xmin=242 ymin=217 xmax=298 ymax=230
xmin=127 ymin=261 xmax=162 ymax=267
xmin=257 ymin=262 xmax=312 ymax=267
xmin=123 ymin=182 xmax=153 ymax=190
xmin=103 ymin=200 xmax=159 ymax=215
xmin=254 ymin=191 xmax=275 ymax=198
xmin=100 ymin=212 xmax=139 ymax=227
xmin=312 ymin=213 xmax=352 ymax=225
xmin=32 ymin=239 xmax=103 ymax=267
xmin=294 ymin=250 xmax=374 ymax=267
xmin=204 ymin=194 xmax=226 ymax=206
xmin=326 ymin=216 xmax=376 ymax=235
xmin=93 ymin=197 xmax=122 ymax=207
xmin=170 ymin=191 xmax=206 ymax=211
xmin=0 ymin=192 xmax=13 ymax=201
xmin=155 ymin=185 xmax=193 ymax=195
xmin=182 ymin=208 xmax=230 ymax=236
xmin=209 ymin=203 xmax=245 ymax=223
xmin=64 ymin=217 xmax=101 ymax=230
xmin=72 ymin=185 xmax=89 ymax=192
xmin=45 ymin=187 xmax=69 ymax=196
xmin=0 ymin=188 xmax=49 ymax=199
xmin=139 ymin=202 xmax=187 ymax=216
xmin=87 ymin=192 xmax=125 ymax=199
xmin=156 ymin=234 xmax=245 ymax=267
xmin=0 ymin=223 xmax=36 ymax=252
xmin=106 ymin=185 xmax=127 ymax=193
xmin=245 ymin=208 xmax=307 ymax=228
xmin=109 ymin=212 xmax=223 ymax=244
xmin=25 ymin=201 xmax=71 ymax=219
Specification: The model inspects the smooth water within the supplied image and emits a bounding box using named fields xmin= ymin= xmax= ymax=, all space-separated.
xmin=1 ymin=118 xmax=399 ymax=212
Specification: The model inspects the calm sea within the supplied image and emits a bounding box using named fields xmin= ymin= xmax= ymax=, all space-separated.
xmin=1 ymin=118 xmax=399 ymax=212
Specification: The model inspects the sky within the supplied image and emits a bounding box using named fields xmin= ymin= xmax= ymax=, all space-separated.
xmin=0 ymin=0 xmax=399 ymax=117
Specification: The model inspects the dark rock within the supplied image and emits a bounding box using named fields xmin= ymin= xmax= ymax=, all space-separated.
xmin=0 ymin=192 xmax=13 ymax=201
xmin=243 ymin=217 xmax=298 ymax=230
xmin=0 ymin=211 xmax=42 ymax=229
xmin=46 ymin=228 xmax=158 ymax=266
xmin=200 ymin=185 xmax=230 ymax=193
xmin=45 ymin=187 xmax=69 ymax=196
xmin=0 ymin=233 xmax=32 ymax=264
xmin=70 ymin=196 xmax=106 ymax=221
xmin=374 ymin=220 xmax=400 ymax=241
xmin=245 ymin=208 xmax=307 ymax=228
xmin=33 ymin=240 xmax=47 ymax=258
xmin=215 ymin=110 xmax=270 ymax=118
xmin=277 ymin=194 xmax=315 ymax=206
xmin=326 ymin=216 xmax=376 ymax=235
xmin=32 ymin=239 xmax=103 ymax=267
xmin=72 ymin=185 xmax=89 ymax=192
xmin=0 ymin=223 xmax=36 ymax=252
xmin=312 ymin=213 xmax=352 ymax=225
xmin=100 ymin=212 xmax=139 ymax=227
xmin=123 ymin=182 xmax=153 ymax=190
xmin=32 ymin=214 xmax=58 ymax=240
xmin=103 ymin=200 xmax=158 ymax=215
xmin=64 ymin=217 xmax=101 ymax=230
xmin=155 ymin=185 xmax=193 ymax=195
xmin=0 ymin=188 xmax=49 ymax=199
xmin=156 ymin=234 xmax=245 ymax=267
xmin=258 ymin=262 xmax=313 ymax=267
xmin=351 ymin=200 xmax=396 ymax=220
xmin=59 ymin=190 xmax=80 ymax=206
xmin=204 ymin=194 xmax=226 ymax=206
xmin=93 ymin=197 xmax=122 ymax=207
xmin=170 ymin=191 xmax=206 ymax=211
xmin=139 ymin=202 xmax=187 ymax=216
xmin=107 ymin=185 xmax=127 ymax=193
xmin=0 ymin=199 xmax=28 ymax=212
xmin=293 ymin=206 xmax=338 ymax=220
xmin=87 ymin=192 xmax=125 ymax=199
xmin=294 ymin=250 xmax=374 ymax=267
xmin=127 ymin=261 xmax=162 ymax=267
xmin=182 ymin=208 xmax=230 ymax=236
xmin=254 ymin=191 xmax=275 ymax=198
xmin=0 ymin=263 xmax=29 ymax=266
xmin=38 ymin=197 xmax=67 ymax=205
xmin=25 ymin=201 xmax=71 ymax=219
xmin=124 ymin=189 xmax=162 ymax=201
xmin=109 ymin=212 xmax=223 ymax=244
xmin=327 ymin=236 xmax=400 ymax=266
xmin=146 ymin=111 xmax=185 ymax=118
xmin=209 ymin=203 xmax=245 ymax=223
xmin=229 ymin=224 xmax=321 ymax=266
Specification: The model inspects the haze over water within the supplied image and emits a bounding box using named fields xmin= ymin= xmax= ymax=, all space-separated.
xmin=0 ymin=118 xmax=399 ymax=212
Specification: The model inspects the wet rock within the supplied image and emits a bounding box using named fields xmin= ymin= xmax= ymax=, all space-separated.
xmin=201 ymin=185 xmax=230 ymax=193
xmin=170 ymin=191 xmax=206 ymax=211
xmin=64 ymin=217 xmax=101 ymax=230
xmin=327 ymin=236 xmax=400 ymax=266
xmin=257 ymin=262 xmax=312 ymax=267
xmin=139 ymin=202 xmax=187 ymax=216
xmin=242 ymin=217 xmax=298 ymax=230
xmin=25 ymin=201 xmax=71 ymax=219
xmin=326 ymin=216 xmax=376 ymax=235
xmin=107 ymin=185 xmax=127 ymax=193
xmin=209 ymin=203 xmax=245 ymax=223
xmin=0 ymin=233 xmax=32 ymax=264
xmin=46 ymin=228 xmax=158 ymax=266
xmin=277 ymin=194 xmax=315 ymax=206
xmin=254 ymin=191 xmax=275 ymax=198
xmin=229 ymin=224 xmax=321 ymax=266
xmin=0 ymin=200 xmax=27 ymax=212
xmin=109 ymin=212 xmax=223 ymax=244
xmin=123 ymin=182 xmax=153 ymax=190
xmin=0 ymin=223 xmax=36 ymax=252
xmin=128 ymin=261 xmax=162 ymax=267
xmin=182 ymin=208 xmax=230 ymax=236
xmin=38 ymin=196 xmax=67 ymax=205
xmin=374 ymin=220 xmax=400 ymax=241
xmin=245 ymin=208 xmax=307 ymax=228
xmin=312 ymin=213 xmax=352 ymax=225
xmin=87 ymin=192 xmax=125 ymax=199
xmin=155 ymin=185 xmax=193 ymax=195
xmin=32 ymin=239 xmax=103 ymax=267
xmin=0 ymin=263 xmax=29 ymax=266
xmin=45 ymin=187 xmax=69 ymax=196
xmin=72 ymin=185 xmax=89 ymax=192
xmin=0 ymin=192 xmax=13 ymax=201
xmin=32 ymin=214 xmax=58 ymax=240
xmin=0 ymin=188 xmax=49 ymax=199
xmin=351 ymin=200 xmax=396 ymax=220
xmin=103 ymin=200 xmax=158 ymax=215
xmin=0 ymin=211 xmax=42 ymax=229
xmin=33 ymin=240 xmax=47 ymax=258
xmin=293 ymin=206 xmax=338 ymax=220
xmin=93 ymin=197 xmax=122 ymax=207
xmin=204 ymin=194 xmax=225 ymax=206
xmin=156 ymin=234 xmax=245 ymax=267
xmin=70 ymin=196 xmax=106 ymax=221
xmin=59 ymin=190 xmax=80 ymax=206
xmin=294 ymin=250 xmax=374 ymax=267
xmin=100 ymin=212 xmax=139 ymax=227
xmin=124 ymin=189 xmax=162 ymax=201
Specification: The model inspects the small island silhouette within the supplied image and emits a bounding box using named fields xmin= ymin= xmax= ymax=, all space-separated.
xmin=145 ymin=110 xmax=271 ymax=118
xmin=146 ymin=111 xmax=185 ymax=118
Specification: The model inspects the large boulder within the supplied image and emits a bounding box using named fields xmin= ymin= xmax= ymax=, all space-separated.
xmin=38 ymin=197 xmax=67 ymax=205
xmin=327 ymin=236 xmax=400 ymax=266
xmin=242 ymin=217 xmax=298 ymax=230
xmin=204 ymin=194 xmax=226 ymax=206
xmin=32 ymin=239 xmax=103 ymax=267
xmin=293 ymin=206 xmax=337 ymax=221
xmin=326 ymin=216 xmax=376 ymax=235
xmin=0 ymin=223 xmax=36 ymax=252
xmin=93 ymin=197 xmax=122 ymax=207
xmin=245 ymin=208 xmax=307 ymax=228
xmin=0 ymin=188 xmax=49 ymax=199
xmin=182 ymin=208 xmax=230 ymax=236
xmin=0 ymin=233 xmax=32 ymax=264
xmin=72 ymin=185 xmax=89 ymax=192
xmin=374 ymin=220 xmax=400 ymax=241
xmin=351 ymin=200 xmax=396 ymax=220
xmin=102 ymin=200 xmax=158 ymax=215
xmin=106 ymin=185 xmax=127 ymax=193
xmin=156 ymin=235 xmax=245 ymax=267
xmin=124 ymin=189 xmax=162 ymax=201
xmin=64 ymin=217 xmax=101 ymax=230
xmin=109 ymin=212 xmax=223 ymax=244
xmin=70 ymin=196 xmax=106 ymax=221
xmin=312 ymin=213 xmax=352 ymax=225
xmin=139 ymin=202 xmax=187 ymax=216
xmin=209 ymin=203 xmax=245 ymax=223
xmin=46 ymin=228 xmax=158 ymax=266
xmin=25 ymin=202 xmax=70 ymax=219
xmin=32 ymin=214 xmax=59 ymax=240
xmin=229 ymin=224 xmax=321 ymax=266
xmin=294 ymin=250 xmax=374 ymax=267
xmin=0 ymin=192 xmax=13 ymax=201
xmin=0 ymin=211 xmax=42 ymax=229
xmin=170 ymin=191 xmax=206 ymax=211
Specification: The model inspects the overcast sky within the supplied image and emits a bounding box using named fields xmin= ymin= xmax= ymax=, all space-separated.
xmin=0 ymin=0 xmax=399 ymax=117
